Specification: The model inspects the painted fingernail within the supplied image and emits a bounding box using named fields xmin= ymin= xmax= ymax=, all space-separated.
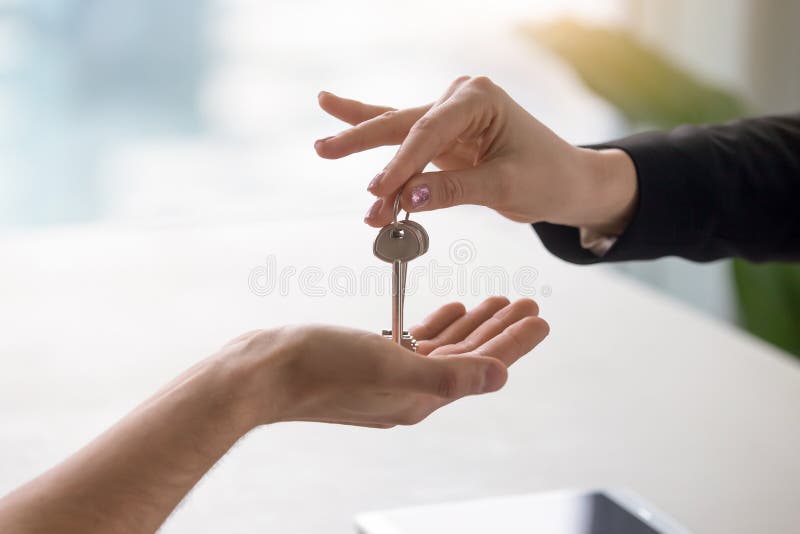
xmin=482 ymin=364 xmax=506 ymax=393
xmin=410 ymin=185 xmax=430 ymax=209
xmin=364 ymin=198 xmax=383 ymax=221
xmin=368 ymin=172 xmax=384 ymax=193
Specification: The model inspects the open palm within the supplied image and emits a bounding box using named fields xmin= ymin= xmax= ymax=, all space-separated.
xmin=256 ymin=297 xmax=548 ymax=428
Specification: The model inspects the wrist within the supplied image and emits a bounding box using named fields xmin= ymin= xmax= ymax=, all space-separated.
xmin=557 ymin=147 xmax=637 ymax=235
xmin=213 ymin=328 xmax=297 ymax=429
xmin=183 ymin=356 xmax=260 ymax=439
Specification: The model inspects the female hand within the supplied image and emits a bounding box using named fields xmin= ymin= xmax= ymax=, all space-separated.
xmin=315 ymin=76 xmax=637 ymax=236
xmin=225 ymin=296 xmax=548 ymax=429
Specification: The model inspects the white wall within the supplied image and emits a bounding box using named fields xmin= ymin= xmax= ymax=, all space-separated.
xmin=626 ymin=0 xmax=800 ymax=113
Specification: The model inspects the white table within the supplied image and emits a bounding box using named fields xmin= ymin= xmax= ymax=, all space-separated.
xmin=1 ymin=209 xmax=799 ymax=533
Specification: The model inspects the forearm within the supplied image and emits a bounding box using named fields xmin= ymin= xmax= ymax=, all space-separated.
xmin=0 ymin=356 xmax=256 ymax=533
xmin=0 ymin=305 xmax=547 ymax=532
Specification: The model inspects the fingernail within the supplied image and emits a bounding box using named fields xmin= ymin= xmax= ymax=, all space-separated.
xmin=318 ymin=91 xmax=329 ymax=99
xmin=364 ymin=198 xmax=383 ymax=221
xmin=410 ymin=185 xmax=430 ymax=209
xmin=368 ymin=172 xmax=384 ymax=193
xmin=482 ymin=364 xmax=505 ymax=393
xmin=314 ymin=136 xmax=334 ymax=149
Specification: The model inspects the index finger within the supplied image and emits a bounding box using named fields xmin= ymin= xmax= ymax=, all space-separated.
xmin=369 ymin=94 xmax=478 ymax=197
xmin=315 ymin=105 xmax=430 ymax=160
xmin=318 ymin=91 xmax=394 ymax=125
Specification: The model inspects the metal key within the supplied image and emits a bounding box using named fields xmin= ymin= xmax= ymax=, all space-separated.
xmin=394 ymin=216 xmax=428 ymax=324
xmin=373 ymin=195 xmax=429 ymax=350
xmin=373 ymin=222 xmax=421 ymax=345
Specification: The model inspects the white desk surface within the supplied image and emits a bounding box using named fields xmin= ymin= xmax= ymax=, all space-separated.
xmin=1 ymin=209 xmax=798 ymax=534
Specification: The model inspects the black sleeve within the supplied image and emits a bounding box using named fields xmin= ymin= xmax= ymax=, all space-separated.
xmin=533 ymin=113 xmax=800 ymax=264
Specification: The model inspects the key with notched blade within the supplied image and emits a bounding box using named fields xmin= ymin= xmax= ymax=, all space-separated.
xmin=373 ymin=195 xmax=429 ymax=351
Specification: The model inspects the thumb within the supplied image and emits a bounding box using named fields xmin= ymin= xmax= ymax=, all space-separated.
xmin=408 ymin=355 xmax=508 ymax=399
xmin=400 ymin=164 xmax=504 ymax=213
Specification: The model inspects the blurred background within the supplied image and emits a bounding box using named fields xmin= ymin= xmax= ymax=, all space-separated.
xmin=1 ymin=0 xmax=798 ymax=355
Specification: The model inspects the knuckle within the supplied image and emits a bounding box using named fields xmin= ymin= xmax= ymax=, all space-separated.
xmin=467 ymin=75 xmax=495 ymax=92
xmin=413 ymin=115 xmax=436 ymax=133
xmin=454 ymin=338 xmax=479 ymax=354
xmin=439 ymin=173 xmax=464 ymax=206
xmin=411 ymin=115 xmax=443 ymax=148
xmin=226 ymin=328 xmax=263 ymax=346
xmin=505 ymin=325 xmax=527 ymax=355
xmin=428 ymin=343 xmax=458 ymax=357
xmin=436 ymin=368 xmax=460 ymax=399
xmin=380 ymin=110 xmax=409 ymax=141
xmin=378 ymin=109 xmax=400 ymax=121
xmin=346 ymin=125 xmax=367 ymax=149
xmin=240 ymin=328 xmax=269 ymax=351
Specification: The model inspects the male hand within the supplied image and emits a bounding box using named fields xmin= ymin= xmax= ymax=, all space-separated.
xmin=226 ymin=297 xmax=548 ymax=429
xmin=0 ymin=297 xmax=547 ymax=534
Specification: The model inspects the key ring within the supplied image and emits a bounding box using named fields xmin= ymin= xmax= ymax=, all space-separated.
xmin=392 ymin=193 xmax=413 ymax=227
xmin=392 ymin=193 xmax=402 ymax=227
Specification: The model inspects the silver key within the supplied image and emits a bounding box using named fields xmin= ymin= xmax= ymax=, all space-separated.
xmin=374 ymin=222 xmax=422 ymax=345
xmin=394 ymin=216 xmax=428 ymax=325
xmin=400 ymin=218 xmax=429 ymax=256
xmin=373 ymin=195 xmax=429 ymax=350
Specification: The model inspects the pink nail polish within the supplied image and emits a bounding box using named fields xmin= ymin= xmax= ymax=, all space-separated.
xmin=368 ymin=172 xmax=384 ymax=192
xmin=410 ymin=185 xmax=430 ymax=209
xmin=364 ymin=198 xmax=383 ymax=221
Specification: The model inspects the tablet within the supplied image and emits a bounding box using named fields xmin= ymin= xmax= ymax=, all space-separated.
xmin=355 ymin=488 xmax=692 ymax=534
